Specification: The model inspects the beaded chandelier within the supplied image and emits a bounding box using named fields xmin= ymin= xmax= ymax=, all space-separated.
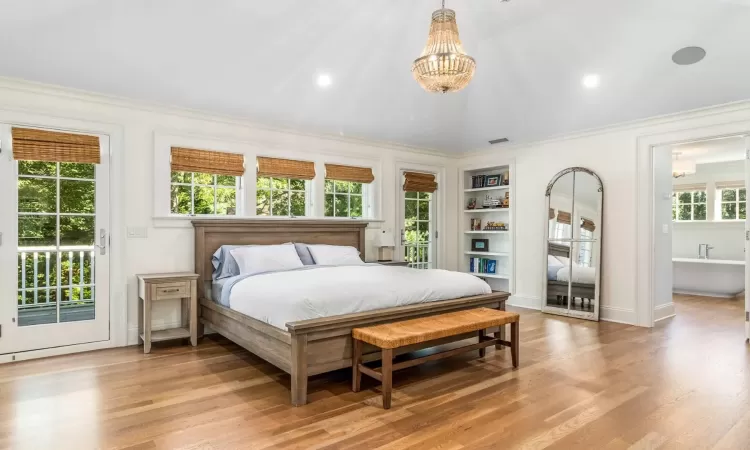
xmin=412 ymin=1 xmax=476 ymax=94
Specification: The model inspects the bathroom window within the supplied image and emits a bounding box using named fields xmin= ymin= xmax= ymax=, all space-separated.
xmin=719 ymin=187 xmax=746 ymax=221
xmin=672 ymin=190 xmax=707 ymax=221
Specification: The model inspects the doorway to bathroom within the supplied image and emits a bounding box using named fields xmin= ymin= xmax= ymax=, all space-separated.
xmin=653 ymin=135 xmax=749 ymax=339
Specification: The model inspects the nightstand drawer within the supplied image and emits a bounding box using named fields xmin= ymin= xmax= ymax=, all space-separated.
xmin=155 ymin=282 xmax=189 ymax=300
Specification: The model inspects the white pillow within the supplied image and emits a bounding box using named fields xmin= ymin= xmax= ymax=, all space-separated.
xmin=307 ymin=245 xmax=364 ymax=266
xmin=229 ymin=243 xmax=304 ymax=276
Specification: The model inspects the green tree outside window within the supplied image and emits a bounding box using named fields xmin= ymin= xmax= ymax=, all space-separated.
xmin=324 ymin=180 xmax=364 ymax=218
xmin=171 ymin=171 xmax=238 ymax=215
xmin=256 ymin=177 xmax=307 ymax=217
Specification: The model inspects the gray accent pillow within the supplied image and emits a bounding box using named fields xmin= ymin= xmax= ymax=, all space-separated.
xmin=294 ymin=243 xmax=316 ymax=265
xmin=212 ymin=245 xmax=245 ymax=280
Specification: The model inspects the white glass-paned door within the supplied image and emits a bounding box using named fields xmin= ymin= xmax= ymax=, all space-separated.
xmin=402 ymin=190 xmax=435 ymax=269
xmin=0 ymin=125 xmax=110 ymax=355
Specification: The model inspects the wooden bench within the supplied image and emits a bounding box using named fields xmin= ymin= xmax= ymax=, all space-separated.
xmin=351 ymin=307 xmax=520 ymax=409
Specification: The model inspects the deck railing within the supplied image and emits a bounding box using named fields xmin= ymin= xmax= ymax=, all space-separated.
xmin=17 ymin=245 xmax=96 ymax=311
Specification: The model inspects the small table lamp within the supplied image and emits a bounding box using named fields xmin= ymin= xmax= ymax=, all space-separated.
xmin=373 ymin=230 xmax=396 ymax=262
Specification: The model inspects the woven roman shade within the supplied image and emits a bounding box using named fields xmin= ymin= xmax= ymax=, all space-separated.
xmin=403 ymin=171 xmax=438 ymax=193
xmin=12 ymin=127 xmax=100 ymax=164
xmin=325 ymin=164 xmax=374 ymax=184
xmin=557 ymin=211 xmax=571 ymax=225
xmin=581 ymin=218 xmax=596 ymax=232
xmin=171 ymin=147 xmax=245 ymax=176
xmin=257 ymin=157 xmax=315 ymax=180
xmin=549 ymin=208 xmax=555 ymax=220
xmin=672 ymin=183 xmax=706 ymax=192
xmin=715 ymin=181 xmax=745 ymax=190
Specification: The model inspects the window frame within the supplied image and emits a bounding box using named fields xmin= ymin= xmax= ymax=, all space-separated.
xmin=324 ymin=179 xmax=369 ymax=218
xmin=255 ymin=176 xmax=311 ymax=217
xmin=403 ymin=190 xmax=435 ymax=270
xmin=578 ymin=228 xmax=594 ymax=267
xmin=672 ymin=189 xmax=707 ymax=222
xmin=717 ymin=187 xmax=746 ymax=221
xmin=170 ymin=171 xmax=241 ymax=216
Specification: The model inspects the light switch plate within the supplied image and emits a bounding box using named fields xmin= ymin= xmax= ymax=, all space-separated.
xmin=662 ymin=224 xmax=669 ymax=234
xmin=127 ymin=227 xmax=147 ymax=238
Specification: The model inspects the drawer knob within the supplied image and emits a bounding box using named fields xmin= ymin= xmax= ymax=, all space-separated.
xmin=162 ymin=288 xmax=180 ymax=293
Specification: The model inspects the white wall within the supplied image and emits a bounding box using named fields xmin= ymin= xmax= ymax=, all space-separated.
xmin=672 ymin=160 xmax=745 ymax=261
xmin=463 ymin=101 xmax=750 ymax=325
xmin=0 ymin=78 xmax=457 ymax=346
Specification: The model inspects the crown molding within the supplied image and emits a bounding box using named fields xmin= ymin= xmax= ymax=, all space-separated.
xmin=462 ymin=98 xmax=750 ymax=158
xmin=0 ymin=76 xmax=457 ymax=159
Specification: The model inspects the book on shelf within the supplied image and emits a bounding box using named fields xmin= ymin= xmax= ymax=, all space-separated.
xmin=470 ymin=173 xmax=509 ymax=189
xmin=469 ymin=257 xmax=498 ymax=274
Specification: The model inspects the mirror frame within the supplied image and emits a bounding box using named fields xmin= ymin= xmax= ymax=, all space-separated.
xmin=542 ymin=167 xmax=603 ymax=321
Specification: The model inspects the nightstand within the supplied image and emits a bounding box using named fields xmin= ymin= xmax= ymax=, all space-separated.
xmin=378 ymin=261 xmax=410 ymax=267
xmin=137 ymin=272 xmax=199 ymax=354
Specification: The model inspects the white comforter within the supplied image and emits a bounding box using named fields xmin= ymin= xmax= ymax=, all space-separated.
xmin=555 ymin=265 xmax=596 ymax=284
xmin=228 ymin=265 xmax=492 ymax=330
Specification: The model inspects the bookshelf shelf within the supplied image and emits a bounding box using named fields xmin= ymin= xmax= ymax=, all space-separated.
xmin=462 ymin=272 xmax=510 ymax=280
xmin=464 ymin=230 xmax=509 ymax=234
xmin=464 ymin=186 xmax=510 ymax=193
xmin=464 ymin=251 xmax=509 ymax=256
xmin=464 ymin=208 xmax=511 ymax=213
xmin=460 ymin=163 xmax=515 ymax=295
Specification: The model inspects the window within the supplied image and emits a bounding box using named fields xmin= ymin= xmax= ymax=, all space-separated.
xmin=171 ymin=172 xmax=238 ymax=215
xmin=324 ymin=180 xmax=364 ymax=218
xmin=553 ymin=223 xmax=571 ymax=242
xmin=719 ymin=187 xmax=746 ymax=220
xmin=256 ymin=177 xmax=307 ymax=217
xmin=578 ymin=228 xmax=593 ymax=267
xmin=672 ymin=190 xmax=707 ymax=221
xmin=403 ymin=191 xmax=434 ymax=269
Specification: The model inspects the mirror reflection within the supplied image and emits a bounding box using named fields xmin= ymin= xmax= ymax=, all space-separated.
xmin=544 ymin=168 xmax=603 ymax=321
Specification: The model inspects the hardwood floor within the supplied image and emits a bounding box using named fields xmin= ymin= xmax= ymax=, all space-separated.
xmin=1 ymin=295 xmax=748 ymax=449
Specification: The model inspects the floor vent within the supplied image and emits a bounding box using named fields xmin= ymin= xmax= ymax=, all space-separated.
xmin=489 ymin=138 xmax=509 ymax=145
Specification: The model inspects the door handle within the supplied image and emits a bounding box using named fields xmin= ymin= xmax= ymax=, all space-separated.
xmin=95 ymin=229 xmax=107 ymax=255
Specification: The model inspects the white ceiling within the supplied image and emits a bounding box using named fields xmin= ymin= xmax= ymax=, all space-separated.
xmin=671 ymin=136 xmax=746 ymax=164
xmin=1 ymin=0 xmax=750 ymax=153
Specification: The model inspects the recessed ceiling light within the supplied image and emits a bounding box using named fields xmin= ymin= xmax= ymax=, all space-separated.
xmin=582 ymin=74 xmax=600 ymax=89
xmin=672 ymin=46 xmax=706 ymax=65
xmin=317 ymin=74 xmax=332 ymax=88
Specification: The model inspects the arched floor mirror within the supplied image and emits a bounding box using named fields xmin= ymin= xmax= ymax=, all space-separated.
xmin=543 ymin=167 xmax=603 ymax=321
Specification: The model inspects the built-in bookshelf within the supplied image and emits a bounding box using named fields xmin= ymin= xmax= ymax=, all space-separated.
xmin=459 ymin=163 xmax=514 ymax=294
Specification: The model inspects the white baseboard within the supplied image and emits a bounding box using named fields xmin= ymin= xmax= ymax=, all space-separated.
xmin=673 ymin=289 xmax=734 ymax=299
xmin=654 ymin=303 xmax=676 ymax=322
xmin=507 ymin=296 xmax=637 ymax=325
xmin=0 ymin=340 xmax=113 ymax=364
xmin=599 ymin=306 xmax=637 ymax=325
xmin=507 ymin=295 xmax=541 ymax=310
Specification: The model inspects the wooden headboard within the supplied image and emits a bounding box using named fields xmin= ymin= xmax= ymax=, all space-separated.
xmin=192 ymin=219 xmax=368 ymax=299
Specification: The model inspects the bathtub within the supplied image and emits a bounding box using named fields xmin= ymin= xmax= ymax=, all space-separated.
xmin=673 ymin=258 xmax=745 ymax=297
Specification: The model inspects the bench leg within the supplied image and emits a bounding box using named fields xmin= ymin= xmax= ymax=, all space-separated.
xmin=511 ymin=320 xmax=519 ymax=368
xmin=496 ymin=302 xmax=506 ymax=350
xmin=495 ymin=325 xmax=506 ymax=351
xmin=478 ymin=329 xmax=487 ymax=358
xmin=382 ymin=348 xmax=393 ymax=409
xmin=352 ymin=338 xmax=363 ymax=392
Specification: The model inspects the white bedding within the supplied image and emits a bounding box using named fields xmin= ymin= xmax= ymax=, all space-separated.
xmin=555 ymin=265 xmax=596 ymax=284
xmin=227 ymin=265 xmax=492 ymax=329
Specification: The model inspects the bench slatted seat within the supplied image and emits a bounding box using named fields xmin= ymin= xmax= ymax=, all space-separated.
xmin=352 ymin=307 xmax=520 ymax=409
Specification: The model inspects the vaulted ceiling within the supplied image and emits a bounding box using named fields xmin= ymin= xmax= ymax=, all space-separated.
xmin=1 ymin=0 xmax=749 ymax=152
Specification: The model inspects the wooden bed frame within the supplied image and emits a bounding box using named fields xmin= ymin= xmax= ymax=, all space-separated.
xmin=193 ymin=219 xmax=510 ymax=406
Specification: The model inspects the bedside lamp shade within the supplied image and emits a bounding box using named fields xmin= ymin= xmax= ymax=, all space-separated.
xmin=373 ymin=231 xmax=395 ymax=248
xmin=373 ymin=231 xmax=396 ymax=262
